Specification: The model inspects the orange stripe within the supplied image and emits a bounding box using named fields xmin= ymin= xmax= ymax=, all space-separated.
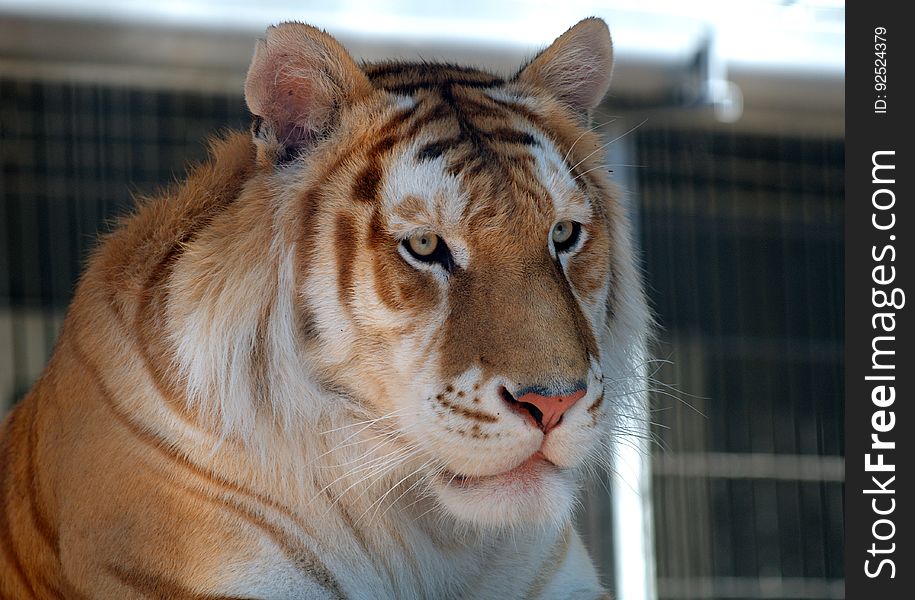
xmin=352 ymin=135 xmax=400 ymax=203
xmin=107 ymin=562 xmax=249 ymax=600
xmin=25 ymin=392 xmax=59 ymax=556
xmin=22 ymin=399 xmax=71 ymax=598
xmin=171 ymin=481 xmax=345 ymax=600
xmin=334 ymin=213 xmax=359 ymax=317
xmin=0 ymin=406 xmax=37 ymax=597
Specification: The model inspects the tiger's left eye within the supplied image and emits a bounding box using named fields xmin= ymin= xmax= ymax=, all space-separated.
xmin=408 ymin=232 xmax=439 ymax=256
xmin=551 ymin=221 xmax=581 ymax=253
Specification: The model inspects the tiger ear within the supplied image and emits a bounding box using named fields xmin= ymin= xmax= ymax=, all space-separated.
xmin=514 ymin=18 xmax=613 ymax=119
xmin=244 ymin=22 xmax=372 ymax=164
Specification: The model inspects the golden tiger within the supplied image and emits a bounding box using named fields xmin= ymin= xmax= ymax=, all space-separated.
xmin=0 ymin=17 xmax=648 ymax=599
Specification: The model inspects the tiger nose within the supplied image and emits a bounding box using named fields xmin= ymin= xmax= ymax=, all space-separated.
xmin=501 ymin=384 xmax=587 ymax=433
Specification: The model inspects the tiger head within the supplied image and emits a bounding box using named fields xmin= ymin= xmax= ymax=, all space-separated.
xmin=174 ymin=19 xmax=648 ymax=532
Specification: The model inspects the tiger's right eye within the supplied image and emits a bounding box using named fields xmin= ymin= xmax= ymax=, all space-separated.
xmin=408 ymin=232 xmax=439 ymax=256
xmin=401 ymin=232 xmax=455 ymax=273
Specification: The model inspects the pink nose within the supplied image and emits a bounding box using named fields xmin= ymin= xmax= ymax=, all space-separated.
xmin=507 ymin=386 xmax=587 ymax=433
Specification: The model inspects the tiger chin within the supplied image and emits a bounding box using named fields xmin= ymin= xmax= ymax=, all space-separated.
xmin=0 ymin=17 xmax=648 ymax=600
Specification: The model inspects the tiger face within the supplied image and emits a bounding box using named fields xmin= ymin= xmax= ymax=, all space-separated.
xmin=241 ymin=19 xmax=647 ymax=531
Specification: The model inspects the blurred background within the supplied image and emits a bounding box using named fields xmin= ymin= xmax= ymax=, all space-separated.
xmin=0 ymin=1 xmax=844 ymax=599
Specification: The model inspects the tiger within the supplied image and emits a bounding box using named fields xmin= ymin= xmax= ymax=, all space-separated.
xmin=0 ymin=17 xmax=649 ymax=600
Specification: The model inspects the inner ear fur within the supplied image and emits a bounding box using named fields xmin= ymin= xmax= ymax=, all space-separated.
xmin=244 ymin=22 xmax=372 ymax=164
xmin=514 ymin=18 xmax=614 ymax=119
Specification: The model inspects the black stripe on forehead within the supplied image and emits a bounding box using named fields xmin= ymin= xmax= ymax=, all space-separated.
xmin=416 ymin=129 xmax=538 ymax=162
xmin=486 ymin=94 xmax=596 ymax=194
xmin=364 ymin=62 xmax=547 ymax=165
xmin=365 ymin=62 xmax=505 ymax=93
xmin=361 ymin=62 xmax=591 ymax=208
xmin=407 ymin=84 xmax=541 ymax=167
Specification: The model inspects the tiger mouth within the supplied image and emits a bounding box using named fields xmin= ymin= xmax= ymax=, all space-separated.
xmin=442 ymin=452 xmax=557 ymax=487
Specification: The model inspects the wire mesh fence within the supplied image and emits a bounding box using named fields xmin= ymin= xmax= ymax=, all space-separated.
xmin=636 ymin=126 xmax=844 ymax=599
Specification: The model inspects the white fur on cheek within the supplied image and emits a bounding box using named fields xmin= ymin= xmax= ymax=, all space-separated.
xmin=166 ymin=228 xmax=280 ymax=437
xmin=166 ymin=220 xmax=331 ymax=440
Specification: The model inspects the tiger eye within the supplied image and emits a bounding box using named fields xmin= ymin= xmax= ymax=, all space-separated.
xmin=551 ymin=221 xmax=575 ymax=245
xmin=408 ymin=232 xmax=439 ymax=257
